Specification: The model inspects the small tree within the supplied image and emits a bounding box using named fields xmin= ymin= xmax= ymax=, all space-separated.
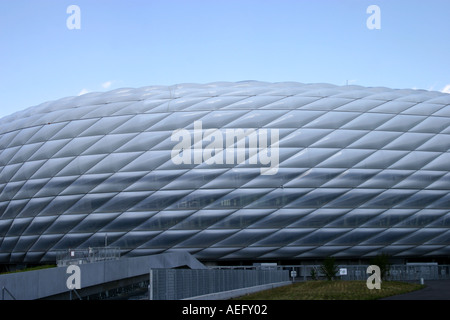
xmin=320 ymin=257 xmax=339 ymax=281
xmin=370 ymin=253 xmax=392 ymax=281
xmin=310 ymin=267 xmax=318 ymax=280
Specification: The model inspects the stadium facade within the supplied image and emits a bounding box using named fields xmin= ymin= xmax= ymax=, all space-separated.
xmin=1 ymin=81 xmax=450 ymax=265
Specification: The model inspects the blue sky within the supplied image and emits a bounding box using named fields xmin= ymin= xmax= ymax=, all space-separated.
xmin=1 ymin=0 xmax=449 ymax=118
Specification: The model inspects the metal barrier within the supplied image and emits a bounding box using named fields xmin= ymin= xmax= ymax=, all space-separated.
xmin=149 ymin=268 xmax=290 ymax=300
xmin=281 ymin=264 xmax=450 ymax=281
xmin=56 ymin=247 xmax=121 ymax=267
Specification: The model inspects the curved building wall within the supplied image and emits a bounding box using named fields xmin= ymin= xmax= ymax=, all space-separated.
xmin=1 ymin=81 xmax=450 ymax=264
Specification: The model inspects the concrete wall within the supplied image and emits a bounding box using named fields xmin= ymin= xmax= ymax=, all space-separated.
xmin=185 ymin=281 xmax=292 ymax=300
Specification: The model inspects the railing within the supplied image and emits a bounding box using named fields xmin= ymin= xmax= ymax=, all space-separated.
xmin=56 ymin=247 xmax=121 ymax=267
xmin=211 ymin=264 xmax=450 ymax=282
xmin=281 ymin=264 xmax=450 ymax=281
xmin=149 ymin=268 xmax=290 ymax=300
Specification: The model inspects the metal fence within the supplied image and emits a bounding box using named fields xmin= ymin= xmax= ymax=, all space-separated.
xmin=56 ymin=247 xmax=121 ymax=267
xmin=149 ymin=268 xmax=290 ymax=300
xmin=282 ymin=264 xmax=450 ymax=281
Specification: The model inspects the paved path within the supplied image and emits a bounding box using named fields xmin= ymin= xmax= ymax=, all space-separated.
xmin=383 ymin=280 xmax=450 ymax=300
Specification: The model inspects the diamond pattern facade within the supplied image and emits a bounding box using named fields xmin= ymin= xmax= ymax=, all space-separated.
xmin=1 ymin=81 xmax=450 ymax=264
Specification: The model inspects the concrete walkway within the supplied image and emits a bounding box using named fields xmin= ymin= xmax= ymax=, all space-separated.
xmin=383 ymin=280 xmax=450 ymax=300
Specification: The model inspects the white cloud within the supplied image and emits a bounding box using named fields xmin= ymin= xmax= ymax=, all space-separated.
xmin=78 ymin=88 xmax=90 ymax=96
xmin=78 ymin=81 xmax=115 ymax=96
xmin=102 ymin=81 xmax=113 ymax=89
xmin=442 ymin=84 xmax=450 ymax=94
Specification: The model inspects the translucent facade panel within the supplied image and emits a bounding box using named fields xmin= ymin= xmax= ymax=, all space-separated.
xmin=171 ymin=210 xmax=235 ymax=230
xmin=96 ymin=192 xmax=154 ymax=212
xmin=71 ymin=213 xmax=121 ymax=233
xmin=115 ymin=131 xmax=169 ymax=153
xmin=0 ymin=81 xmax=449 ymax=263
xmin=341 ymin=112 xmax=394 ymax=130
xmin=210 ymin=209 xmax=275 ymax=229
xmin=14 ymin=235 xmax=39 ymax=252
xmin=162 ymin=169 xmax=226 ymax=190
xmin=266 ymin=110 xmax=323 ymax=128
xmin=78 ymin=115 xmax=134 ymax=137
xmin=326 ymin=209 xmax=384 ymax=227
xmin=22 ymin=216 xmax=57 ymax=236
xmin=45 ymin=214 xmax=87 ymax=234
xmin=279 ymin=129 xmax=332 ymax=148
xmin=174 ymin=229 xmax=237 ymax=247
xmin=134 ymin=210 xmax=195 ymax=231
xmin=36 ymin=194 xmax=84 ymax=216
xmin=224 ymin=110 xmax=286 ymax=128
xmin=16 ymin=197 xmax=53 ymax=218
xmin=292 ymin=228 xmax=350 ymax=246
xmin=246 ymin=188 xmax=310 ymax=209
xmin=252 ymin=228 xmax=316 ymax=246
xmin=110 ymin=113 xmax=169 ymax=134
xmin=107 ymin=231 xmax=159 ymax=248
xmin=63 ymin=193 xmax=116 ymax=214
xmin=50 ymin=119 xmax=102 ymax=140
xmin=248 ymin=209 xmax=313 ymax=228
xmin=394 ymin=171 xmax=445 ymax=189
xmin=207 ymin=188 xmax=273 ymax=209
xmin=101 ymin=211 xmax=157 ymax=232
xmin=324 ymin=189 xmax=382 ymax=208
xmin=28 ymin=139 xmax=72 ymax=162
xmin=286 ymin=188 xmax=348 ymax=208
xmin=237 ymin=169 xmax=303 ymax=188
xmin=322 ymin=169 xmax=379 ymax=188
xmin=410 ymin=116 xmax=450 ymax=133
xmin=288 ymin=209 xmax=349 ymax=228
xmin=396 ymin=210 xmax=447 ymax=227
xmin=330 ymin=229 xmax=384 ymax=245
xmin=361 ymin=210 xmax=416 ymax=227
xmin=59 ymin=174 xmax=111 ymax=196
xmin=395 ymin=229 xmax=448 ymax=245
xmin=0 ymin=181 xmax=26 ymax=201
xmin=303 ymin=111 xmax=360 ymax=129
xmin=282 ymin=149 xmax=343 ymax=169
xmin=124 ymin=170 xmax=187 ymax=191
xmin=169 ymin=189 xmax=233 ymax=210
xmin=360 ymin=229 xmax=418 ymax=245
xmin=141 ymin=230 xmax=199 ymax=248
xmin=417 ymin=134 xmax=450 ymax=152
xmin=362 ymin=190 xmax=424 ymax=209
xmin=8 ymin=143 xmax=43 ymax=165
xmin=213 ymin=229 xmax=277 ymax=247
xmin=358 ymin=170 xmax=414 ymax=188
xmin=384 ymin=132 xmax=435 ymax=151
xmin=149 ymin=112 xmax=208 ymax=131
xmin=5 ymin=217 xmax=33 ymax=236
xmin=130 ymin=190 xmax=191 ymax=211
xmin=376 ymin=115 xmax=426 ymax=132
xmin=298 ymin=97 xmax=354 ymax=111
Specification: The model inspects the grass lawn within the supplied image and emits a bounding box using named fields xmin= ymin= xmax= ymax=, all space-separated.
xmin=234 ymin=280 xmax=424 ymax=300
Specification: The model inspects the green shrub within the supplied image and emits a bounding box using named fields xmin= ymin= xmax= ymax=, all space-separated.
xmin=370 ymin=253 xmax=392 ymax=280
xmin=320 ymin=257 xmax=338 ymax=281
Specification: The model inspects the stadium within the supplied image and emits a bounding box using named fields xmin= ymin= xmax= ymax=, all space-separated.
xmin=1 ymin=81 xmax=450 ymax=267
